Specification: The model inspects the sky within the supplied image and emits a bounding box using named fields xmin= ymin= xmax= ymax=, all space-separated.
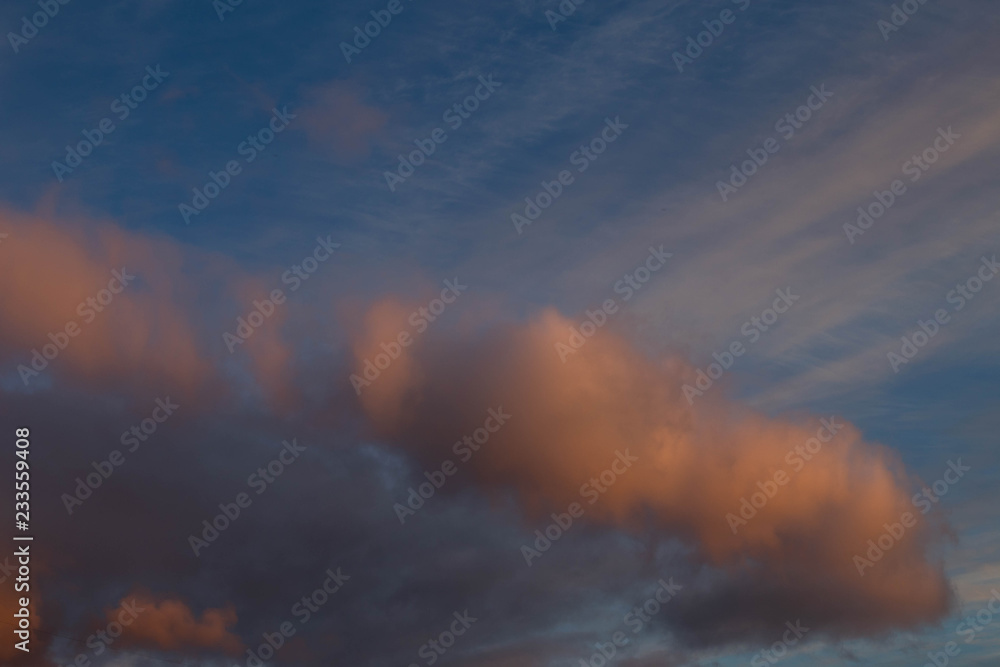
xmin=0 ymin=0 xmax=999 ymax=665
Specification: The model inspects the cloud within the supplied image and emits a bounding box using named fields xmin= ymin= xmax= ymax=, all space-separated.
xmin=0 ymin=205 xmax=304 ymax=409
xmin=299 ymin=81 xmax=388 ymax=159
xmin=0 ymin=207 xmax=215 ymax=397
xmin=351 ymin=303 xmax=953 ymax=644
xmin=110 ymin=593 xmax=243 ymax=655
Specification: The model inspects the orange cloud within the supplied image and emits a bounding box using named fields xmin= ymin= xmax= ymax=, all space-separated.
xmin=111 ymin=593 xmax=243 ymax=655
xmin=0 ymin=208 xmax=214 ymax=396
xmin=350 ymin=303 xmax=953 ymax=639
xmin=0 ymin=206 xmax=302 ymax=408
xmin=299 ymin=82 xmax=388 ymax=159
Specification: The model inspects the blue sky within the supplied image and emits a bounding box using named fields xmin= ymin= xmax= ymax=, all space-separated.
xmin=1 ymin=0 xmax=999 ymax=665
